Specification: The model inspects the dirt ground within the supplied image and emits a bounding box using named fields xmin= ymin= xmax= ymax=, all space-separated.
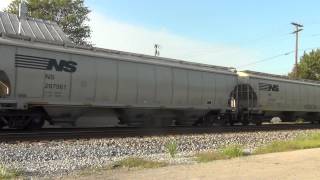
xmin=65 ymin=148 xmax=320 ymax=180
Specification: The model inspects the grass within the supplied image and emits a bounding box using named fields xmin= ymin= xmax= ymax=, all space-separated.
xmin=77 ymin=158 xmax=167 ymax=177
xmin=254 ymin=133 xmax=320 ymax=154
xmin=220 ymin=145 xmax=244 ymax=158
xmin=165 ymin=140 xmax=178 ymax=158
xmin=196 ymin=145 xmax=244 ymax=163
xmin=196 ymin=151 xmax=227 ymax=162
xmin=112 ymin=157 xmax=167 ymax=169
xmin=0 ymin=165 xmax=20 ymax=179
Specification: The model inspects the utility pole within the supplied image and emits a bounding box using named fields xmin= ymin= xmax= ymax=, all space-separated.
xmin=291 ymin=22 xmax=303 ymax=77
xmin=154 ymin=44 xmax=160 ymax=57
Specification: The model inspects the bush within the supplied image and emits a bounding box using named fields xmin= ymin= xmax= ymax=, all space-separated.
xmin=165 ymin=140 xmax=178 ymax=158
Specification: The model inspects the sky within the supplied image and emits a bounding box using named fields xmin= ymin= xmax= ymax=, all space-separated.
xmin=1 ymin=0 xmax=320 ymax=75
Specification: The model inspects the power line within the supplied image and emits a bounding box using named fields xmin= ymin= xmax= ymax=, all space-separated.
xmin=237 ymin=51 xmax=294 ymax=69
xmin=189 ymin=32 xmax=291 ymax=56
xmin=237 ymin=46 xmax=320 ymax=69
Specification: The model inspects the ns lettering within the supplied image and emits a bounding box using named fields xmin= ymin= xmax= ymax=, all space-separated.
xmin=47 ymin=59 xmax=77 ymax=73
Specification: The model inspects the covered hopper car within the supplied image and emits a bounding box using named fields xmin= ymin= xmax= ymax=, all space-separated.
xmin=0 ymin=11 xmax=239 ymax=129
xmin=233 ymin=71 xmax=320 ymax=124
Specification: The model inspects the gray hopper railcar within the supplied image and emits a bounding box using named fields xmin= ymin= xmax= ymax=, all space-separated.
xmin=233 ymin=71 xmax=320 ymax=124
xmin=0 ymin=12 xmax=238 ymax=129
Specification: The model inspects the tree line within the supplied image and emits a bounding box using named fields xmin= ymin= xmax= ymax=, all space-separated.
xmin=5 ymin=0 xmax=91 ymax=46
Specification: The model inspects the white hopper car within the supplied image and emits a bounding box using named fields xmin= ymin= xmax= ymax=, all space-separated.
xmin=0 ymin=12 xmax=238 ymax=129
xmin=234 ymin=71 xmax=320 ymax=124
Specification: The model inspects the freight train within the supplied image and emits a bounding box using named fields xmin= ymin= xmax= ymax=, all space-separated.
xmin=0 ymin=11 xmax=319 ymax=129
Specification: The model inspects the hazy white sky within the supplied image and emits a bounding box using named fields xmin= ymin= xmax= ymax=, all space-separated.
xmin=0 ymin=0 xmax=10 ymax=10
xmin=88 ymin=12 xmax=258 ymax=69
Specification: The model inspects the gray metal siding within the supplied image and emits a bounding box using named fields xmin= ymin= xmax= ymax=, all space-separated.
xmin=70 ymin=55 xmax=95 ymax=102
xmin=250 ymin=76 xmax=320 ymax=112
xmin=15 ymin=47 xmax=72 ymax=99
xmin=202 ymin=72 xmax=215 ymax=106
xmin=317 ymin=86 xmax=320 ymax=108
xmin=95 ymin=58 xmax=117 ymax=103
xmin=215 ymin=74 xmax=234 ymax=107
xmin=16 ymin=67 xmax=44 ymax=98
xmin=155 ymin=66 xmax=172 ymax=105
xmin=173 ymin=68 xmax=188 ymax=105
xmin=1 ymin=43 xmax=238 ymax=111
xmin=137 ymin=64 xmax=156 ymax=105
xmin=117 ymin=61 xmax=138 ymax=104
xmin=188 ymin=71 xmax=203 ymax=105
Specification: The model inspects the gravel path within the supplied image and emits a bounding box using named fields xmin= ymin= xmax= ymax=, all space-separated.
xmin=0 ymin=129 xmax=319 ymax=178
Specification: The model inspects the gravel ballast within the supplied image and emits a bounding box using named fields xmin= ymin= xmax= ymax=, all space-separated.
xmin=0 ymin=129 xmax=319 ymax=177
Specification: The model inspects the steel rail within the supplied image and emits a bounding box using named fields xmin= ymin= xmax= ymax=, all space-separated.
xmin=0 ymin=124 xmax=319 ymax=142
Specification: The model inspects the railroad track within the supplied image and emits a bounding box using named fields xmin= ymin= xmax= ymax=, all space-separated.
xmin=1 ymin=123 xmax=320 ymax=142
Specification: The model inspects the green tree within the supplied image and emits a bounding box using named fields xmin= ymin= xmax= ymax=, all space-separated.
xmin=289 ymin=49 xmax=320 ymax=80
xmin=5 ymin=0 xmax=91 ymax=45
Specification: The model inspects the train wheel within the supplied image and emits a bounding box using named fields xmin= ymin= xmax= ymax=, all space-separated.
xmin=242 ymin=121 xmax=249 ymax=126
xmin=215 ymin=116 xmax=227 ymax=126
xmin=255 ymin=121 xmax=262 ymax=126
xmin=7 ymin=115 xmax=31 ymax=129
xmin=241 ymin=114 xmax=250 ymax=126
xmin=0 ymin=119 xmax=5 ymax=129
xmin=27 ymin=115 xmax=45 ymax=129
xmin=200 ymin=116 xmax=214 ymax=126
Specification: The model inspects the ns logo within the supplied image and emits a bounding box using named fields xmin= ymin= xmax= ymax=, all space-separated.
xmin=46 ymin=59 xmax=77 ymax=73
xmin=259 ymin=83 xmax=279 ymax=92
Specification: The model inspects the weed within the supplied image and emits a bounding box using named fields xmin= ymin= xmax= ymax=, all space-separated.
xmin=165 ymin=140 xmax=178 ymax=158
xmin=196 ymin=145 xmax=244 ymax=163
xmin=254 ymin=133 xmax=320 ymax=154
xmin=0 ymin=165 xmax=19 ymax=179
xmin=220 ymin=145 xmax=244 ymax=158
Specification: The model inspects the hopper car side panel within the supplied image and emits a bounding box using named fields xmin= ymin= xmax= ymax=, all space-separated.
xmin=16 ymin=47 xmax=72 ymax=103
xmin=12 ymin=47 xmax=237 ymax=109
xmin=0 ymin=42 xmax=238 ymax=128
xmin=155 ymin=66 xmax=172 ymax=105
xmin=188 ymin=70 xmax=203 ymax=106
xmin=95 ymin=58 xmax=117 ymax=103
xmin=137 ymin=63 xmax=156 ymax=105
xmin=70 ymin=54 xmax=96 ymax=103
xmin=242 ymin=74 xmax=320 ymax=123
